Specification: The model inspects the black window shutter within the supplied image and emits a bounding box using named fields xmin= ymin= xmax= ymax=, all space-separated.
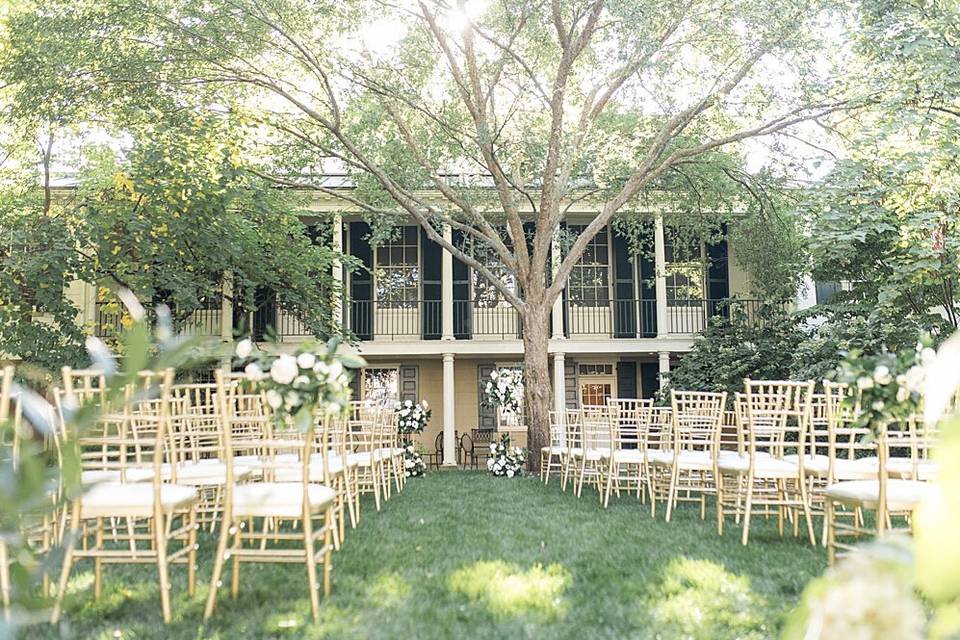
xmin=399 ymin=365 xmax=419 ymax=403
xmin=564 ymin=360 xmax=578 ymax=409
xmin=637 ymin=222 xmax=657 ymax=337
xmin=452 ymin=230 xmax=472 ymax=339
xmin=420 ymin=229 xmax=442 ymax=340
xmin=349 ymin=221 xmax=373 ymax=340
xmin=616 ymin=360 xmax=638 ymax=398
xmin=612 ymin=225 xmax=637 ymax=338
xmin=477 ymin=364 xmax=495 ymax=429
xmin=639 ymin=362 xmax=659 ymax=400
xmin=560 ymin=222 xmax=569 ymax=337
xmin=705 ymin=224 xmax=730 ymax=319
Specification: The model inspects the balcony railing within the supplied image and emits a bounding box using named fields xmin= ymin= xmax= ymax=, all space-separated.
xmin=667 ymin=298 xmax=767 ymax=334
xmin=348 ymin=300 xmax=442 ymax=341
xmin=454 ymin=300 xmax=522 ymax=339
xmin=95 ymin=300 xmax=222 ymax=338
xmin=566 ymin=299 xmax=658 ymax=338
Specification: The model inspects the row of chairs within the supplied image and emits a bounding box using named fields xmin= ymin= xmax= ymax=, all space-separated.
xmin=541 ymin=380 xmax=940 ymax=561
xmin=0 ymin=366 xmax=407 ymax=623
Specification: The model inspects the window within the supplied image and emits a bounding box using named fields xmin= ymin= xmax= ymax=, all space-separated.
xmin=361 ymin=367 xmax=400 ymax=404
xmin=375 ymin=226 xmax=419 ymax=309
xmin=664 ymin=232 xmax=704 ymax=306
xmin=471 ymin=241 xmax=516 ymax=308
xmin=577 ymin=363 xmax=614 ymax=376
xmin=568 ymin=225 xmax=610 ymax=307
xmin=580 ymin=382 xmax=613 ymax=407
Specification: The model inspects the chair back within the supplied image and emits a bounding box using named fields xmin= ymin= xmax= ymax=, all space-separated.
xmin=547 ymin=410 xmax=567 ymax=449
xmin=579 ymin=405 xmax=612 ymax=452
xmin=648 ymin=405 xmax=672 ymax=450
xmin=669 ymin=390 xmax=727 ymax=455
xmin=742 ymin=379 xmax=814 ymax=462
xmin=169 ymin=382 xmax=223 ymax=467
xmin=606 ymin=398 xmax=653 ymax=451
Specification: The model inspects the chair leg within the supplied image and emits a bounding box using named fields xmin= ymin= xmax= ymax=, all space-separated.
xmin=204 ymin=514 xmax=232 ymax=620
xmin=665 ymin=465 xmax=679 ymax=523
xmin=94 ymin=517 xmax=104 ymax=599
xmin=230 ymin=525 xmax=242 ymax=598
xmin=0 ymin=541 xmax=10 ymax=621
xmin=51 ymin=500 xmax=81 ymax=624
xmin=323 ymin=507 xmax=333 ymax=597
xmin=741 ymin=474 xmax=755 ymax=546
xmin=797 ymin=477 xmax=817 ymax=546
xmin=603 ymin=463 xmax=615 ymax=508
xmin=825 ymin=500 xmax=836 ymax=565
xmin=716 ymin=473 xmax=725 ymax=536
xmin=187 ymin=509 xmax=198 ymax=598
xmin=302 ymin=511 xmax=321 ymax=623
xmin=155 ymin=514 xmax=172 ymax=624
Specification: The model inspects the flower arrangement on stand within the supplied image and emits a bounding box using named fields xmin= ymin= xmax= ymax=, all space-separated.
xmin=403 ymin=442 xmax=426 ymax=478
xmin=484 ymin=368 xmax=524 ymax=417
xmin=395 ymin=399 xmax=431 ymax=477
xmin=234 ymin=336 xmax=365 ymax=427
xmin=486 ymin=435 xmax=527 ymax=478
xmin=834 ymin=340 xmax=931 ymax=435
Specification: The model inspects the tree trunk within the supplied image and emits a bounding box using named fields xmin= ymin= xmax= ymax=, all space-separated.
xmin=522 ymin=303 xmax=551 ymax=474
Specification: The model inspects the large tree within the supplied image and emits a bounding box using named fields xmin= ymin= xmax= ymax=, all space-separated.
xmin=5 ymin=0 xmax=855 ymax=462
xmin=805 ymin=0 xmax=960 ymax=332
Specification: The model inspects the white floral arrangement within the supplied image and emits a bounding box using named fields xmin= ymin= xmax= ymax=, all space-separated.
xmin=234 ymin=336 xmax=365 ymax=429
xmin=395 ymin=399 xmax=431 ymax=435
xmin=403 ymin=443 xmax=426 ymax=478
xmin=486 ymin=435 xmax=527 ymax=477
xmin=484 ymin=368 xmax=524 ymax=417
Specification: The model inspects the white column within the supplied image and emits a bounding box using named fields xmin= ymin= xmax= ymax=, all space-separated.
xmin=552 ymin=352 xmax=566 ymax=413
xmin=654 ymin=215 xmax=668 ymax=337
xmin=442 ymin=353 xmax=457 ymax=466
xmin=658 ymin=351 xmax=671 ymax=390
xmin=441 ymin=225 xmax=454 ymax=341
xmin=221 ymin=272 xmax=233 ymax=342
xmin=551 ymin=232 xmax=564 ymax=339
xmin=332 ymin=214 xmax=344 ymax=331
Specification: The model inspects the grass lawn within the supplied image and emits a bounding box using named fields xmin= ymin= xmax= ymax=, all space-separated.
xmin=40 ymin=471 xmax=825 ymax=639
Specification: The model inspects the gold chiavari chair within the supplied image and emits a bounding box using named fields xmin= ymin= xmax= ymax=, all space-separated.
xmin=345 ymin=401 xmax=385 ymax=517
xmin=647 ymin=390 xmax=727 ymax=522
xmin=541 ymin=410 xmax=569 ymax=484
xmin=52 ymin=369 xmax=199 ymax=624
xmin=574 ymin=405 xmax=612 ymax=500
xmin=167 ymin=382 xmax=256 ymax=530
xmin=602 ymin=398 xmax=654 ymax=508
xmin=378 ymin=406 xmax=404 ymax=500
xmin=205 ymin=370 xmax=336 ymax=622
xmin=823 ymin=414 xmax=935 ymax=564
xmin=560 ymin=408 xmax=582 ymax=492
xmin=716 ymin=380 xmax=817 ymax=546
xmin=0 ymin=366 xmax=13 ymax=616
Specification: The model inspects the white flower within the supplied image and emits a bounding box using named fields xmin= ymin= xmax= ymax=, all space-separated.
xmin=921 ymin=347 xmax=937 ymax=366
xmin=896 ymin=387 xmax=910 ymax=403
xmin=235 ymin=338 xmax=253 ymax=359
xmin=270 ymin=355 xmax=298 ymax=385
xmin=285 ymin=390 xmax=301 ymax=407
xmin=491 ymin=370 xmax=498 ymax=379
xmin=871 ymin=400 xmax=885 ymax=411
xmin=490 ymin=443 xmax=497 ymax=453
xmin=244 ymin=362 xmax=265 ymax=382
xmin=328 ymin=360 xmax=343 ymax=378
xmin=857 ymin=376 xmax=874 ymax=390
xmin=487 ymin=459 xmax=494 ymax=469
xmin=293 ymin=375 xmax=310 ymax=388
xmin=905 ymin=365 xmax=926 ymax=392
xmin=265 ymin=389 xmax=283 ymax=409
xmin=296 ymin=352 xmax=316 ymax=369
xmin=313 ymin=361 xmax=329 ymax=375
xmin=507 ymin=469 xmax=514 ymax=478
xmin=873 ymin=365 xmax=892 ymax=386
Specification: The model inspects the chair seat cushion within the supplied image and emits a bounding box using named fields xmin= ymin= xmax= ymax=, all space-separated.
xmin=157 ymin=460 xmax=255 ymax=485
xmin=583 ymin=447 xmax=611 ymax=461
xmin=542 ymin=445 xmax=567 ymax=455
xmin=81 ymin=483 xmax=197 ymax=518
xmin=612 ymin=449 xmax=644 ymax=464
xmin=81 ymin=468 xmax=154 ymax=485
xmin=857 ymin=456 xmax=938 ymax=481
xmin=231 ymin=482 xmax=336 ymax=518
xmin=823 ymin=479 xmax=935 ymax=512
xmin=718 ymin=455 xmax=800 ymax=478
xmin=783 ymin=454 xmax=877 ymax=480
xmin=273 ymin=456 xmax=346 ymax=482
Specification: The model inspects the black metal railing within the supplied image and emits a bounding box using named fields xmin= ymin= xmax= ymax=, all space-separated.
xmin=95 ymin=299 xmax=222 ymax=338
xmin=454 ymin=300 xmax=523 ymax=339
xmin=667 ymin=298 xmax=768 ymax=334
xmin=566 ymin=299 xmax=658 ymax=338
xmin=348 ymin=300 xmax=442 ymax=341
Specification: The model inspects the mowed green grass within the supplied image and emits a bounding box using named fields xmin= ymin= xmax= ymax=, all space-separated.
xmin=39 ymin=471 xmax=825 ymax=639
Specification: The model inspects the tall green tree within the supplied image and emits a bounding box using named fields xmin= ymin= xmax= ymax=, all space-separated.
xmin=4 ymin=0 xmax=855 ymax=461
xmin=806 ymin=0 xmax=960 ymax=331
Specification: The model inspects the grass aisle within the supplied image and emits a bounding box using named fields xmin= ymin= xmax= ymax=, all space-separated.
xmin=42 ymin=471 xmax=825 ymax=639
